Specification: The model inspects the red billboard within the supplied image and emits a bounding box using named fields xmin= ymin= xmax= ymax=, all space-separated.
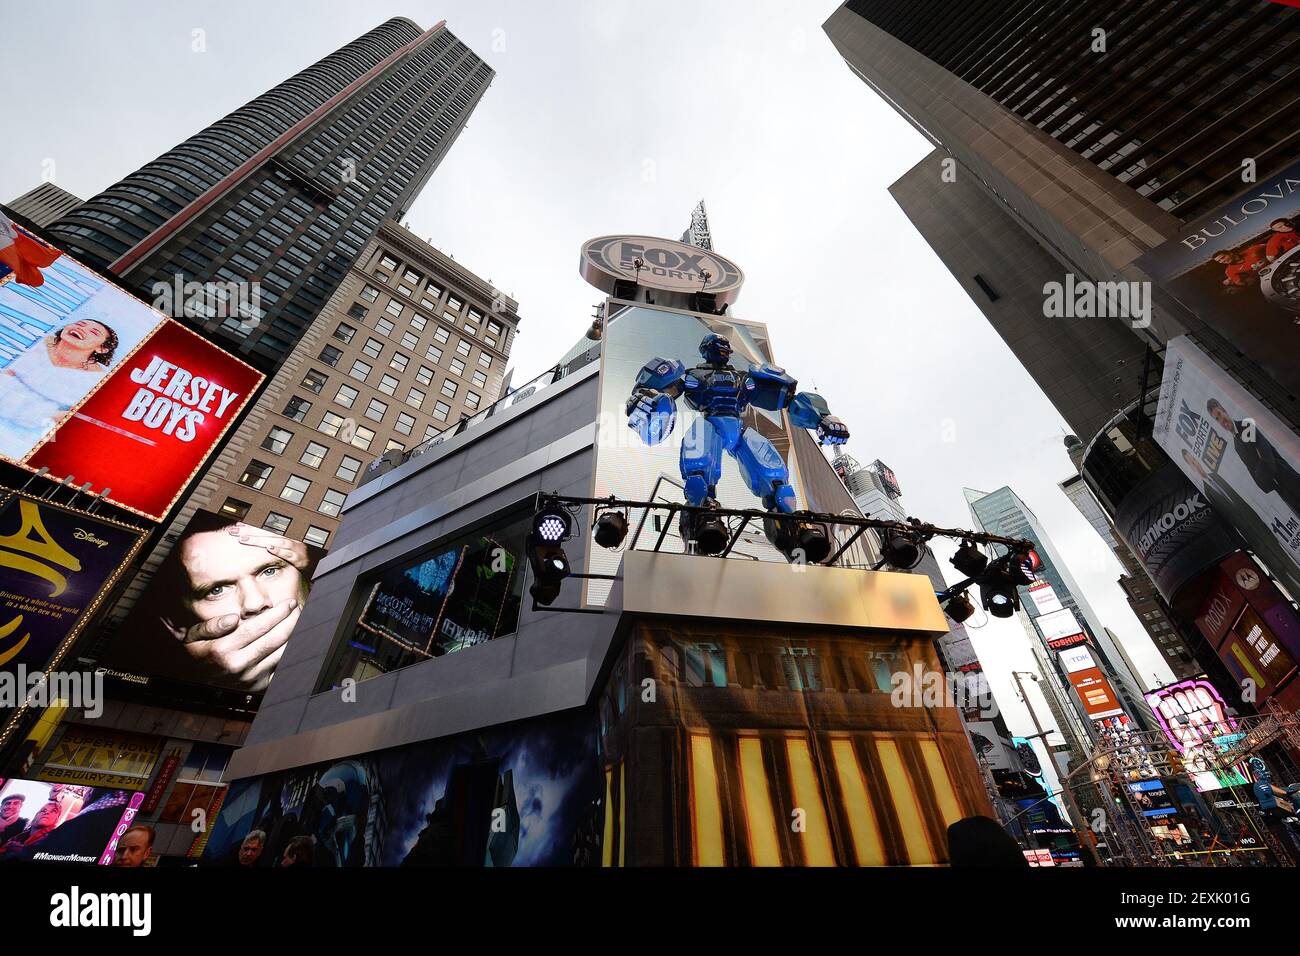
xmin=0 ymin=232 xmax=263 ymax=520
xmin=24 ymin=320 xmax=262 ymax=519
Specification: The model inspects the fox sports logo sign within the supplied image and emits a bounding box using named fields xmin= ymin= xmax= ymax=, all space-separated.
xmin=579 ymin=235 xmax=744 ymax=304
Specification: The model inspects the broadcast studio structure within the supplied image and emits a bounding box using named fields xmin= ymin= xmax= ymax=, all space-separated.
xmin=208 ymin=234 xmax=1007 ymax=867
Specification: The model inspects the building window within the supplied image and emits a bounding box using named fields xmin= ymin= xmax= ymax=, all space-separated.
xmin=403 ymin=268 xmax=421 ymax=284
xmin=447 ymin=295 xmax=463 ymax=312
xmin=406 ymin=388 xmax=426 ymax=409
xmin=219 ymin=497 xmax=251 ymax=519
xmin=364 ymin=398 xmax=388 ymax=422
xmin=320 ymin=410 xmax=348 ymax=437
xmin=410 ymin=313 xmax=427 ymax=332
xmin=395 ymin=411 xmax=416 ymax=435
xmin=465 ymin=391 xmax=481 ymax=410
xmin=433 ymin=401 xmax=451 ymax=421
xmin=360 ymin=284 xmax=379 ymax=302
xmin=351 ymin=425 xmax=375 ymax=451
xmin=487 ymin=318 xmax=503 ymax=336
xmin=300 ymin=369 xmax=328 ymax=394
xmin=304 ymin=525 xmax=330 ymax=548
xmin=376 ymin=319 xmax=395 ymax=338
xmin=318 ymin=345 xmax=343 ymax=367
xmin=478 ymin=353 xmax=491 ymax=369
xmin=336 ymin=455 xmax=362 ymax=482
xmin=281 ymin=474 xmax=311 ymax=504
xmin=264 ymin=512 xmax=292 ymax=534
xmin=316 ymin=504 xmax=533 ymax=691
xmin=379 ymin=254 xmax=399 ymax=271
xmin=433 ymin=326 xmax=450 ymax=345
xmin=262 ymin=426 xmax=293 ymax=455
xmin=239 ymin=460 xmax=273 ymax=490
xmin=319 ymin=488 xmax=347 ymax=517
xmin=158 ymin=745 xmax=233 ymax=826
xmin=349 ymin=359 xmax=372 ymax=382
xmin=384 ymin=301 xmax=403 ymax=318
xmin=347 ymin=303 xmax=368 ymax=321
xmin=401 ymin=331 xmax=419 ymax=350
xmin=389 ymin=352 xmax=409 ymax=373
xmin=472 ymin=370 xmax=487 ymax=389
xmin=333 ymin=324 xmax=357 ymax=344
xmin=449 ymin=358 xmax=466 ymax=377
xmin=397 ymin=285 xmax=413 ymax=298
xmin=384 ymin=439 xmax=405 ymax=453
xmin=334 ymin=383 xmax=359 ymax=408
xmin=300 ymin=441 xmax=329 ymax=469
xmin=425 ymin=344 xmax=443 ymax=363
xmin=416 ymin=366 xmax=434 ymax=386
xmin=378 ymin=374 xmax=399 ymax=396
xmin=455 ymin=340 xmax=472 ymax=357
xmin=283 ymin=396 xmax=312 ymax=422
xmin=440 ymin=379 xmax=457 ymax=398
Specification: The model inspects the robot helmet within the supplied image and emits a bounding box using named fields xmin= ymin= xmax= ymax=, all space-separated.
xmin=699 ymin=333 xmax=733 ymax=364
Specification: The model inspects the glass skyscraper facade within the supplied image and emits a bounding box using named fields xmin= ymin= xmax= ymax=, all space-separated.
xmin=47 ymin=17 xmax=492 ymax=372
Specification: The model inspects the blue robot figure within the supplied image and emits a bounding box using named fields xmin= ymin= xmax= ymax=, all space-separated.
xmin=626 ymin=333 xmax=849 ymax=562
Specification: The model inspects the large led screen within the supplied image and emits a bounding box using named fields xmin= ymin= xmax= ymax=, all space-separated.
xmin=0 ymin=777 xmax=144 ymax=865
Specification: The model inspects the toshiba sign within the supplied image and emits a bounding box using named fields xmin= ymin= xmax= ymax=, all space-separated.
xmin=579 ymin=235 xmax=744 ymax=305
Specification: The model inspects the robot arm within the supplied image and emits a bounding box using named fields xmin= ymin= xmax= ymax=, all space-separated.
xmin=626 ymin=357 xmax=685 ymax=445
xmin=789 ymin=391 xmax=850 ymax=445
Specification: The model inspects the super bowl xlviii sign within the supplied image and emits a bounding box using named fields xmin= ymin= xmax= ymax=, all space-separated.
xmin=579 ymin=235 xmax=745 ymax=306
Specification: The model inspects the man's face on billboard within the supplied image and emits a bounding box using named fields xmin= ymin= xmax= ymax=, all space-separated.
xmin=32 ymin=801 xmax=60 ymax=829
xmin=1209 ymin=406 xmax=1234 ymax=431
xmin=178 ymin=528 xmax=304 ymax=625
xmin=0 ymin=797 xmax=22 ymax=822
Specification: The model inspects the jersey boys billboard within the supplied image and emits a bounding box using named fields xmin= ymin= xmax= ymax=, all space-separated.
xmin=0 ymin=239 xmax=263 ymax=520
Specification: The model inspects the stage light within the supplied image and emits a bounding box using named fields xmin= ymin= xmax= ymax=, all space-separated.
xmin=880 ymin=529 xmax=923 ymax=570
xmin=978 ymin=564 xmax=1019 ymax=618
xmin=951 ymin=540 xmax=988 ymax=578
xmin=691 ymin=510 xmax=729 ymax=555
xmin=1009 ymin=548 xmax=1039 ymax=586
xmin=943 ymin=591 xmax=976 ymax=623
xmin=528 ymin=503 xmax=572 ymax=606
xmin=593 ymin=509 xmax=629 ymax=549
xmin=797 ymin=522 xmax=832 ymax=564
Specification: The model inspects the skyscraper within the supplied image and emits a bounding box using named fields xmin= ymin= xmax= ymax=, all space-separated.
xmin=48 ymin=17 xmax=493 ymax=373
xmin=5 ymin=183 xmax=84 ymax=227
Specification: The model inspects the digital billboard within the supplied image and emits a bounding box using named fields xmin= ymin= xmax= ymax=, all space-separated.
xmin=1027 ymin=582 xmax=1064 ymax=615
xmin=0 ymin=491 xmax=146 ymax=739
xmin=1135 ymin=158 xmax=1300 ymax=396
xmin=0 ymin=237 xmax=264 ymax=520
xmin=1063 ymin=655 xmax=1124 ymax=720
xmin=1154 ymin=336 xmax=1300 ymax=603
xmin=0 ymin=777 xmax=144 ymax=865
xmin=103 ymin=510 xmax=325 ymax=693
xmin=1144 ymin=677 xmax=1251 ymax=792
xmin=1037 ymin=607 xmax=1085 ymax=643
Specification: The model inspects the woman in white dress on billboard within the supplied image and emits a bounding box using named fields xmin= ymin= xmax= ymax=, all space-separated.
xmin=0 ymin=317 xmax=119 ymax=460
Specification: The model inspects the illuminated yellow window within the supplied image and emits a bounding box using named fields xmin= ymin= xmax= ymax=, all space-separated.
xmin=689 ymin=734 xmax=726 ymax=866
xmin=876 ymin=738 xmax=935 ymax=865
xmin=830 ymin=738 xmax=885 ymax=866
xmin=784 ymin=737 xmax=836 ymax=866
xmin=738 ymin=736 xmax=783 ymax=866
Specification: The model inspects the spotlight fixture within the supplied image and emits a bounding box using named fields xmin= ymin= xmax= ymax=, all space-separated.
xmin=942 ymin=591 xmax=976 ymax=623
xmin=1009 ymin=548 xmax=1039 ymax=586
xmin=978 ymin=564 xmax=1020 ymax=618
xmin=951 ymin=540 xmax=988 ymax=578
xmin=880 ymin=529 xmax=923 ymax=570
xmin=689 ymin=509 xmax=729 ymax=555
xmin=528 ymin=502 xmax=573 ymax=605
xmin=593 ymin=509 xmax=629 ymax=550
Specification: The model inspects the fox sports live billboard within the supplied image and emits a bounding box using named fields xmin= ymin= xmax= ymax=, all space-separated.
xmin=0 ymin=235 xmax=262 ymax=520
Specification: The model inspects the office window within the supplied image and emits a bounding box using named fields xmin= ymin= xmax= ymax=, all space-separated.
xmin=425 ymin=344 xmax=443 ymax=363
xmin=283 ymin=396 xmax=312 ymax=422
xmin=384 ymin=439 xmax=405 ymax=453
xmin=264 ymin=512 xmax=292 ymax=534
xmin=395 ymin=411 xmax=416 ymax=435
xmin=403 ymin=268 xmax=421 ymax=284
xmin=304 ymin=525 xmax=330 ymax=548
xmin=378 ymin=374 xmax=399 ymax=396
xmin=409 ymin=313 xmax=427 ymax=332
xmin=400 ymin=331 xmax=419 ymax=350
xmin=347 ymin=303 xmax=368 ymax=321
xmin=219 ymin=497 xmax=251 ymax=519
xmin=487 ymin=318 xmax=502 ymax=336
xmin=362 ymin=337 xmax=383 ymax=358
xmin=351 ymin=425 xmax=375 ymax=451
xmin=472 ymin=370 xmax=487 ymax=389
xmin=456 ymin=340 xmax=471 ymax=357
xmin=464 ymin=323 xmax=478 ymax=336
xmin=318 ymin=345 xmax=343 ymax=367
xmin=447 ymin=295 xmax=463 ymax=311
xmin=416 ymin=366 xmax=434 ymax=386
xmin=440 ymin=380 xmax=457 ymax=399
xmin=334 ymin=383 xmax=359 ymax=408
xmin=320 ymin=410 xmax=348 ymax=437
xmin=349 ymin=359 xmax=372 ymax=382
xmin=262 ymin=426 xmax=293 ymax=455
xmin=336 ymin=455 xmax=362 ymax=482
xmin=406 ymin=387 xmax=426 ymax=409
xmin=397 ymin=285 xmax=413 ymax=298
xmin=433 ymin=326 xmax=450 ymax=344
xmin=319 ymin=488 xmax=347 ymax=518
xmin=384 ymin=300 xmax=403 ymax=318
xmin=468 ymin=308 xmax=484 ymax=324
xmin=379 ymin=254 xmax=399 ymax=271
xmin=300 ymin=441 xmax=329 ymax=469
xmin=449 ymin=358 xmax=466 ymax=377
xmin=281 ymin=474 xmax=311 ymax=504
xmin=389 ymin=351 xmax=409 ymax=372
xmin=365 ymin=398 xmax=388 ymax=422
xmin=433 ymin=401 xmax=451 ymax=421
xmin=300 ymin=369 xmax=328 ymax=394
xmin=465 ymin=391 xmax=481 ymax=410
xmin=376 ymin=318 xmax=395 ymax=337
xmin=360 ymin=284 xmax=379 ymax=302
xmin=478 ymin=353 xmax=491 ymax=369
xmin=239 ymin=460 xmax=273 ymax=490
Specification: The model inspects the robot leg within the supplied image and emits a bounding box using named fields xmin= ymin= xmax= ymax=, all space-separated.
xmin=734 ymin=428 xmax=831 ymax=564
xmin=679 ymin=415 xmax=727 ymax=554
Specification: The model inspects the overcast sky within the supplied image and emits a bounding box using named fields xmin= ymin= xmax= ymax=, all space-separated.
xmin=1 ymin=1 xmax=1175 ymax=741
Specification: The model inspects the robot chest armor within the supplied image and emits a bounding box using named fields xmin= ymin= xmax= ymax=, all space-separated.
xmin=684 ymin=366 xmax=751 ymax=415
